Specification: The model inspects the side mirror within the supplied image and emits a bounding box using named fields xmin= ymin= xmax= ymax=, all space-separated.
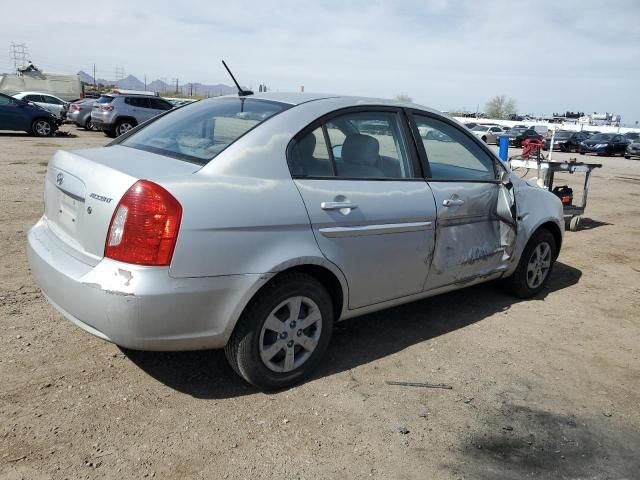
xmin=499 ymin=165 xmax=511 ymax=184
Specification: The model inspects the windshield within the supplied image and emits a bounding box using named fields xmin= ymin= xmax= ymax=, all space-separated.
xmin=122 ymin=97 xmax=290 ymax=164
xmin=507 ymin=128 xmax=524 ymax=136
xmin=590 ymin=133 xmax=613 ymax=141
xmin=471 ymin=125 xmax=489 ymax=131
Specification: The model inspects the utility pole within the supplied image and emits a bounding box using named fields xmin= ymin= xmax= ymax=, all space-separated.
xmin=144 ymin=75 xmax=147 ymax=90
xmin=93 ymin=64 xmax=96 ymax=88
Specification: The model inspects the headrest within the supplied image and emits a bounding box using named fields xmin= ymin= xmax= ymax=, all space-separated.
xmin=342 ymin=134 xmax=380 ymax=166
xmin=298 ymin=133 xmax=317 ymax=158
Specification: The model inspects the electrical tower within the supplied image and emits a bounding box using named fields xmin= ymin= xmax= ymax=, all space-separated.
xmin=114 ymin=66 xmax=125 ymax=82
xmin=9 ymin=43 xmax=29 ymax=72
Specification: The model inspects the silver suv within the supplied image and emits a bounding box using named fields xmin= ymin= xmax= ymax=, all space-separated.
xmin=91 ymin=91 xmax=173 ymax=137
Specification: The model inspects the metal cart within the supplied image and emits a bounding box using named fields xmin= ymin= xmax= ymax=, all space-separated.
xmin=509 ymin=157 xmax=602 ymax=231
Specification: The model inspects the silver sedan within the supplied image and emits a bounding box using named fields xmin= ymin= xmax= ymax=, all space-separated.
xmin=27 ymin=93 xmax=564 ymax=389
xmin=470 ymin=124 xmax=504 ymax=144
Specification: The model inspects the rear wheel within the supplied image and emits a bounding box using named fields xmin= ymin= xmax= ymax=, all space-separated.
xmin=85 ymin=118 xmax=97 ymax=131
xmin=114 ymin=119 xmax=136 ymax=137
xmin=31 ymin=118 xmax=54 ymax=137
xmin=502 ymin=228 xmax=557 ymax=298
xmin=225 ymin=272 xmax=334 ymax=390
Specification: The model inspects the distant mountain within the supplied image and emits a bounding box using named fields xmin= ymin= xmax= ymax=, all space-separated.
xmin=115 ymin=75 xmax=145 ymax=90
xmin=148 ymin=79 xmax=170 ymax=92
xmin=77 ymin=70 xmax=94 ymax=84
xmin=76 ymin=71 xmax=238 ymax=96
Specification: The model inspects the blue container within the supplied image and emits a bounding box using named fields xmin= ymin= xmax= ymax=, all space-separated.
xmin=498 ymin=136 xmax=509 ymax=162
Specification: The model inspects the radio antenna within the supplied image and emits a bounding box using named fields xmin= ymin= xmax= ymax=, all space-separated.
xmin=221 ymin=60 xmax=253 ymax=96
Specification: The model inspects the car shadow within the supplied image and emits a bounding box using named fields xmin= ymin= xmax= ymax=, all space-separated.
xmin=571 ymin=218 xmax=611 ymax=231
xmin=123 ymin=261 xmax=582 ymax=399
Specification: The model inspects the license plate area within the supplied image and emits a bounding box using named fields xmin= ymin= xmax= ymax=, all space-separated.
xmin=57 ymin=190 xmax=83 ymax=233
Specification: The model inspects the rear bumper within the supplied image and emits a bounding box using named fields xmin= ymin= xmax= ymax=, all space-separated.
xmin=27 ymin=218 xmax=268 ymax=351
xmin=89 ymin=117 xmax=113 ymax=131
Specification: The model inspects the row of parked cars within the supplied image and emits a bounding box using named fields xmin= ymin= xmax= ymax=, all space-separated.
xmin=464 ymin=121 xmax=640 ymax=158
xmin=0 ymin=89 xmax=195 ymax=137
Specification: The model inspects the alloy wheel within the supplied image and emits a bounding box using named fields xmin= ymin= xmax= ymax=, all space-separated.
xmin=116 ymin=122 xmax=134 ymax=136
xmin=526 ymin=242 xmax=552 ymax=289
xmin=258 ymin=296 xmax=322 ymax=373
xmin=34 ymin=120 xmax=52 ymax=136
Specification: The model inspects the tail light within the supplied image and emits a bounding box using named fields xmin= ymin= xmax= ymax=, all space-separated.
xmin=100 ymin=105 xmax=114 ymax=112
xmin=105 ymin=180 xmax=182 ymax=266
xmin=63 ymin=104 xmax=70 ymax=111
xmin=70 ymin=104 xmax=81 ymax=111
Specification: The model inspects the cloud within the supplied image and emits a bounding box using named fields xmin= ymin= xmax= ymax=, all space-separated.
xmin=2 ymin=0 xmax=639 ymax=122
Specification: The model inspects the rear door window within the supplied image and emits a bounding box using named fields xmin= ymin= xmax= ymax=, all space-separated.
xmin=150 ymin=98 xmax=173 ymax=111
xmin=289 ymin=110 xmax=416 ymax=179
xmin=43 ymin=95 xmax=63 ymax=105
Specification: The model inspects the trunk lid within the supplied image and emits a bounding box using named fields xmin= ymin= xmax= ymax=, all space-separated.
xmin=43 ymin=145 xmax=199 ymax=265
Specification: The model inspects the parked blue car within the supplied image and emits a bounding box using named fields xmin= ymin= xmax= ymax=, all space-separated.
xmin=579 ymin=133 xmax=629 ymax=156
xmin=0 ymin=92 xmax=60 ymax=136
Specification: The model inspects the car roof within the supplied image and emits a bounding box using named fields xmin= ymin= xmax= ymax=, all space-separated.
xmin=14 ymin=91 xmax=62 ymax=97
xmin=214 ymin=92 xmax=445 ymax=117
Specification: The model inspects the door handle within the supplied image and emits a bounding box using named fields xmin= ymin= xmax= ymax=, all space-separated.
xmin=321 ymin=201 xmax=358 ymax=210
xmin=442 ymin=199 xmax=465 ymax=207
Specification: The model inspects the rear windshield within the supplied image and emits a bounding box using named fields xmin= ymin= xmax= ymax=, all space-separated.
xmin=554 ymin=131 xmax=572 ymax=138
xmin=96 ymin=96 xmax=114 ymax=104
xmin=121 ymin=97 xmax=289 ymax=164
xmin=471 ymin=125 xmax=489 ymax=131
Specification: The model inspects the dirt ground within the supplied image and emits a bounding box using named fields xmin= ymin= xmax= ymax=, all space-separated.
xmin=1 ymin=125 xmax=639 ymax=480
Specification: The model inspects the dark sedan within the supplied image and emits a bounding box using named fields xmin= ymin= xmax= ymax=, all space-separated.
xmin=513 ymin=128 xmax=543 ymax=148
xmin=503 ymin=127 xmax=528 ymax=146
xmin=579 ymin=133 xmax=629 ymax=156
xmin=544 ymin=130 xmax=589 ymax=152
xmin=0 ymin=92 xmax=60 ymax=136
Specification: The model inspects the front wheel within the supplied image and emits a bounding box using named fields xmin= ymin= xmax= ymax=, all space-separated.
xmin=31 ymin=118 xmax=54 ymax=137
xmin=502 ymin=228 xmax=557 ymax=298
xmin=225 ymin=272 xmax=334 ymax=390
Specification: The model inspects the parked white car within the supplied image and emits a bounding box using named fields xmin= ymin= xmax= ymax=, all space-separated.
xmin=12 ymin=91 xmax=68 ymax=120
xmin=470 ymin=124 xmax=504 ymax=144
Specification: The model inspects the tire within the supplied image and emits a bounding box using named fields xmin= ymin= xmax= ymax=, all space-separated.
xmin=625 ymin=155 xmax=631 ymax=159
xmin=31 ymin=118 xmax=54 ymax=137
xmin=104 ymin=129 xmax=117 ymax=138
xmin=114 ymin=119 xmax=136 ymax=137
xmin=502 ymin=228 xmax=557 ymax=299
xmin=225 ymin=272 xmax=334 ymax=390
xmin=85 ymin=118 xmax=97 ymax=131
xmin=569 ymin=215 xmax=581 ymax=232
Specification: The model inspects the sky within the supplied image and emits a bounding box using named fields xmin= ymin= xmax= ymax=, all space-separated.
xmin=1 ymin=0 xmax=639 ymax=123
